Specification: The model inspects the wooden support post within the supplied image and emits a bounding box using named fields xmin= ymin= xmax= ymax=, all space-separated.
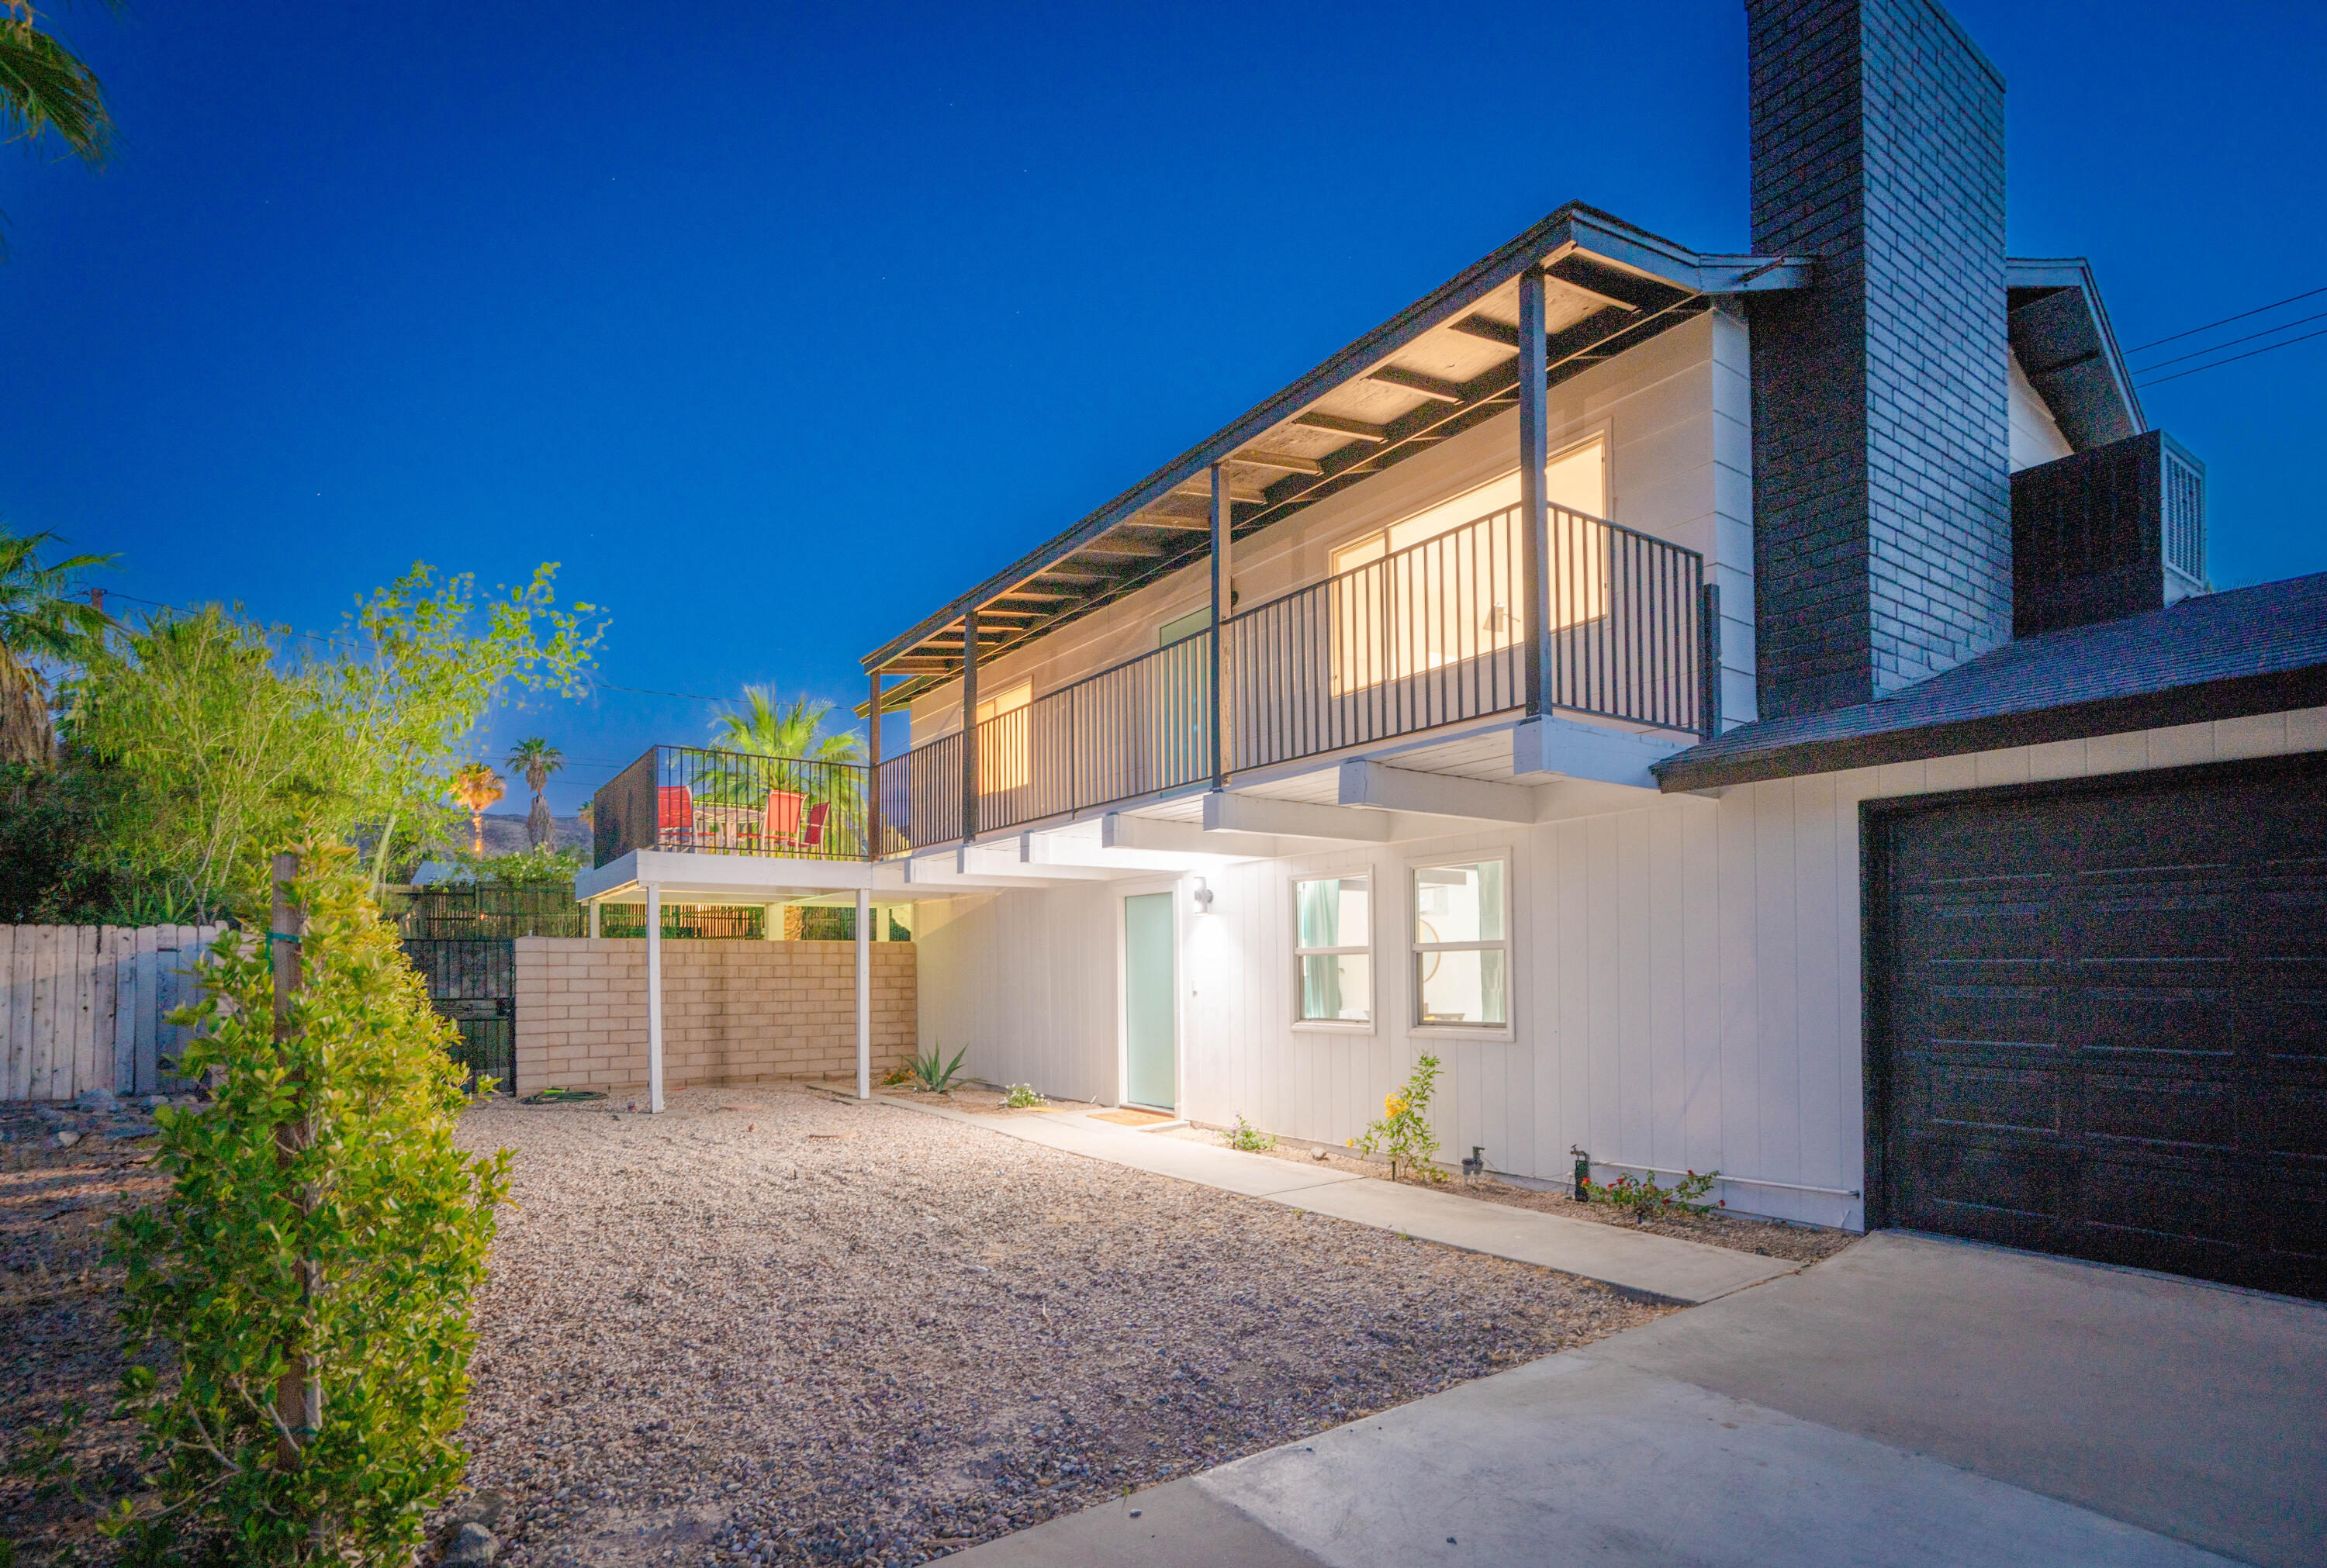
xmin=586 ymin=899 xmax=601 ymax=940
xmin=1518 ymin=268 xmax=1551 ymax=717
xmin=1210 ymin=461 xmax=1231 ymax=789
xmin=961 ymin=610 xmax=980 ymax=844
xmin=867 ymin=671 xmax=884 ymax=860
xmin=855 ymin=887 xmax=871 ymax=1100
xmin=269 ymin=851 xmax=320 ymax=1463
xmin=645 ymin=882 xmax=665 ymax=1113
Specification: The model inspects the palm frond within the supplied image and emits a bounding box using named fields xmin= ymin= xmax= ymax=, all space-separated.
xmin=0 ymin=13 xmax=112 ymax=166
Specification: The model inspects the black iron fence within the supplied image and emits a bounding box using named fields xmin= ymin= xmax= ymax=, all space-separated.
xmin=403 ymin=938 xmax=516 ymax=1095
xmin=596 ymin=504 xmax=1705 ymax=864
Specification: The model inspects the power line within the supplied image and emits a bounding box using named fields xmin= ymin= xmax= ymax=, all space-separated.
xmin=2137 ymin=326 xmax=2327 ymax=389
xmin=2132 ymin=309 xmax=2327 ymax=374
xmin=2123 ymin=284 xmax=2327 ymax=356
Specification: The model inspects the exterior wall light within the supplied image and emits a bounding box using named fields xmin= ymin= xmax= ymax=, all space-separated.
xmin=1191 ymin=876 xmax=1215 ymax=914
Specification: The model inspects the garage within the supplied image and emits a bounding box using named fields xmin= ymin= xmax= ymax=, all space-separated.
xmin=1867 ymin=754 xmax=2327 ymax=1299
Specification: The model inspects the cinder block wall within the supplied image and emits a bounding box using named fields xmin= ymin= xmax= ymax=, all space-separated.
xmin=512 ymin=938 xmax=917 ymax=1096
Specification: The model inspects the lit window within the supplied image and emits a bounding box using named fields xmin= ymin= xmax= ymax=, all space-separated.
xmin=1412 ymin=860 xmax=1508 ymax=1027
xmin=1328 ymin=438 xmax=1608 ymax=694
xmin=1295 ymin=876 xmax=1371 ymax=1023
xmin=975 ymin=681 xmax=1031 ymax=793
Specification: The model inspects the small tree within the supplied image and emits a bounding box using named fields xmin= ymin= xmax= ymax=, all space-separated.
xmin=1350 ymin=1052 xmax=1445 ymax=1181
xmin=109 ymin=846 xmax=511 ymax=1565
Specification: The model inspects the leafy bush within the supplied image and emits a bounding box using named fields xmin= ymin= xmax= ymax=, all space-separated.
xmin=1350 ymin=1053 xmax=1444 ymax=1180
xmin=1001 ymin=1083 xmax=1047 ymax=1108
xmin=106 ymin=846 xmax=511 ymax=1565
xmin=1219 ymin=1114 xmax=1275 ymax=1152
xmin=1593 ymin=1169 xmax=1723 ymax=1224
xmin=909 ymin=1044 xmax=967 ymax=1093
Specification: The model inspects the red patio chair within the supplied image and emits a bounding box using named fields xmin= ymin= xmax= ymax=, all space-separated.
xmin=763 ymin=789 xmax=805 ymax=847
xmin=657 ymin=785 xmax=694 ymax=847
xmin=801 ymin=802 xmax=828 ymax=851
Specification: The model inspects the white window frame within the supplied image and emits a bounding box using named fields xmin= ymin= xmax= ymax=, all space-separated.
xmin=1291 ymin=869 xmax=1375 ymax=1032
xmin=1409 ymin=854 xmax=1513 ymax=1037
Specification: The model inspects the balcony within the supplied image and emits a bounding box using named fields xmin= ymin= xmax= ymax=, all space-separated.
xmin=593 ymin=501 xmax=1710 ymax=866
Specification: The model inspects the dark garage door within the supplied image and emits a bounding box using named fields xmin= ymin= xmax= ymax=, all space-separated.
xmin=1869 ymin=754 xmax=2327 ymax=1300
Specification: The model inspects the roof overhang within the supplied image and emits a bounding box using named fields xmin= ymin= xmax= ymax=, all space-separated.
xmin=862 ymin=202 xmax=1810 ymax=705
xmin=2007 ymin=257 xmax=2145 ymax=451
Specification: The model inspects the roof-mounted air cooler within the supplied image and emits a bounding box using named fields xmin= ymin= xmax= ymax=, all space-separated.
xmin=2011 ymin=430 xmax=2209 ymax=638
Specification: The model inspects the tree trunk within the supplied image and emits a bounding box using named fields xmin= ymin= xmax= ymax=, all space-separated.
xmin=0 ymin=651 xmax=52 ymax=768
xmin=527 ymin=794 xmax=553 ymax=848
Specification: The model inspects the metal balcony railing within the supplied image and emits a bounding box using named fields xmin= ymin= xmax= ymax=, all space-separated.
xmin=593 ymin=504 xmax=1707 ymax=867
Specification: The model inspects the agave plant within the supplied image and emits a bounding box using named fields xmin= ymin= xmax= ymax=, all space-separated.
xmin=909 ymin=1043 xmax=968 ymax=1094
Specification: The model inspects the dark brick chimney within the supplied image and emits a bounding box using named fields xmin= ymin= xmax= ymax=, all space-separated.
xmin=1745 ymin=0 xmax=2011 ymax=718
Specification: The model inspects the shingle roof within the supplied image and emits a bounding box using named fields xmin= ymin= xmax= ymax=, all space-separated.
xmin=1653 ymin=572 xmax=2327 ymax=792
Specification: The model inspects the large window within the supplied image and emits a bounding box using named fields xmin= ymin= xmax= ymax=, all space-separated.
xmin=1326 ymin=437 xmax=1608 ymax=695
xmin=1412 ymin=859 xmax=1508 ymax=1027
xmin=975 ymin=680 xmax=1031 ymax=793
xmin=1295 ymin=875 xmax=1371 ymax=1024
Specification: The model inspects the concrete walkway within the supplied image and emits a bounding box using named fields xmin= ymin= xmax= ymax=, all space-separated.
xmin=952 ymin=1232 xmax=2327 ymax=1568
xmin=848 ymin=1090 xmax=1795 ymax=1305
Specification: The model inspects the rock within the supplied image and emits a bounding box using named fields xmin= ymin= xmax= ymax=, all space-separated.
xmin=1310 ymin=1148 xmax=1329 ymax=1161
xmin=444 ymin=1489 xmax=510 ymax=1532
xmin=74 ymin=1087 xmax=119 ymax=1113
xmin=54 ymin=1129 xmax=83 ymax=1148
xmin=112 ymin=1125 xmax=161 ymax=1140
xmin=441 ymin=1521 xmax=499 ymax=1565
xmin=145 ymin=1094 xmax=171 ymax=1110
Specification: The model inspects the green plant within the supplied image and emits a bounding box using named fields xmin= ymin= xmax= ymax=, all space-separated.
xmin=1001 ymin=1083 xmax=1047 ymax=1108
xmin=106 ymin=844 xmax=512 ymax=1565
xmin=1592 ymin=1168 xmax=1723 ymax=1224
xmin=1349 ymin=1053 xmax=1444 ymax=1181
xmin=6 ymin=1398 xmax=88 ymax=1505
xmin=1219 ymin=1114 xmax=1275 ymax=1152
xmin=0 ymin=522 xmax=115 ymax=765
xmin=877 ymin=1062 xmax=913 ymax=1088
xmin=909 ymin=1043 xmax=967 ymax=1093
xmin=707 ymin=687 xmax=866 ymax=829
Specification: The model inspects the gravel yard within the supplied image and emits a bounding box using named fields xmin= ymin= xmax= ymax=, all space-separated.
xmin=452 ymin=1086 xmax=1667 ymax=1566
xmin=1162 ymin=1124 xmax=1856 ymax=1266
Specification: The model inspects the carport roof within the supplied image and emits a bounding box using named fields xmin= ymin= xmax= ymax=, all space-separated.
xmin=1653 ymin=572 xmax=2327 ymax=791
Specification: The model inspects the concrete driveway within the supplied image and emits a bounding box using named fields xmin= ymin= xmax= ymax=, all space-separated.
xmin=950 ymin=1232 xmax=2327 ymax=1568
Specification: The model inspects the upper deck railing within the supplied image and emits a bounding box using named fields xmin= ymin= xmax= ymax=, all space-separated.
xmin=593 ymin=503 xmax=1710 ymax=867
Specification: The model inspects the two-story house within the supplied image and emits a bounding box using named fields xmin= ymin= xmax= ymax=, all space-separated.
xmin=583 ymin=0 xmax=2327 ymax=1300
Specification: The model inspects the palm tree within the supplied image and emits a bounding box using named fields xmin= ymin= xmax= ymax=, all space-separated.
xmin=505 ymin=737 xmax=564 ymax=848
xmin=2 ymin=2 xmax=119 ymax=258
xmin=450 ymin=763 xmax=505 ymax=855
xmin=709 ymin=688 xmax=866 ymax=838
xmin=0 ymin=522 xmax=115 ymax=766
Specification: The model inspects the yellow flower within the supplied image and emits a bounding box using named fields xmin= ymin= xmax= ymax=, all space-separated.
xmin=1385 ymin=1093 xmax=1408 ymax=1117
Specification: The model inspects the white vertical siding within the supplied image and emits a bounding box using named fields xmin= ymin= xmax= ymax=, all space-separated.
xmin=911 ymin=706 xmax=2327 ymax=1230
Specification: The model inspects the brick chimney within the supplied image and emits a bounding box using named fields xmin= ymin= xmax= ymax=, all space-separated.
xmin=1745 ymin=0 xmax=2011 ymax=717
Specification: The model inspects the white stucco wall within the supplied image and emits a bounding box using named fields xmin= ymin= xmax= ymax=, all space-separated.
xmin=913 ymin=706 xmax=2327 ymax=1231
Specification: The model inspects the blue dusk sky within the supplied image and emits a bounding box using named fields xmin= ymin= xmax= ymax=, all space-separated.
xmin=3 ymin=0 xmax=2322 ymax=813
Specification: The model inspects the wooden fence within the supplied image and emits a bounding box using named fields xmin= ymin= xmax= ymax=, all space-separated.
xmin=0 ymin=924 xmax=227 ymax=1103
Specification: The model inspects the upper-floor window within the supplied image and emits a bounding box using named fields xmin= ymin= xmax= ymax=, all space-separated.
xmin=1326 ymin=437 xmax=1607 ymax=694
xmin=1295 ymin=874 xmax=1371 ymax=1023
xmin=975 ymin=680 xmax=1031 ymax=793
xmin=1412 ymin=858 xmax=1508 ymax=1027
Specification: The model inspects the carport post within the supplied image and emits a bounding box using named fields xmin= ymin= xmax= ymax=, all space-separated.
xmin=587 ymin=899 xmax=600 ymax=939
xmin=854 ymin=887 xmax=871 ymax=1100
xmin=645 ymin=882 xmax=665 ymax=1114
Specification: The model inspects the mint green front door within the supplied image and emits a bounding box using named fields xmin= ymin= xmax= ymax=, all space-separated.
xmin=1123 ymin=893 xmax=1177 ymax=1110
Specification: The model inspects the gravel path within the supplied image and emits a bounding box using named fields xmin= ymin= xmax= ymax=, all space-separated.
xmin=1163 ymin=1124 xmax=1857 ymax=1266
xmin=454 ymin=1086 xmax=1666 ymax=1566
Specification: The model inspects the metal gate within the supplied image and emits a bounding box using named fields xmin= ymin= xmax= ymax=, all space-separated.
xmin=402 ymin=938 xmax=515 ymax=1094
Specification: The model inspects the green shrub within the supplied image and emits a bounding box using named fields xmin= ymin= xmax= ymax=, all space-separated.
xmin=107 ymin=845 xmax=511 ymax=1565
xmin=1350 ymin=1053 xmax=1444 ymax=1180
xmin=1219 ymin=1114 xmax=1275 ymax=1152
xmin=1001 ymin=1083 xmax=1047 ymax=1108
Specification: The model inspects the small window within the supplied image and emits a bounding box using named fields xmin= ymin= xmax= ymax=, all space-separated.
xmin=1412 ymin=860 xmax=1508 ymax=1027
xmin=1159 ymin=606 xmax=1212 ymax=647
xmin=1295 ymin=876 xmax=1371 ymax=1023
